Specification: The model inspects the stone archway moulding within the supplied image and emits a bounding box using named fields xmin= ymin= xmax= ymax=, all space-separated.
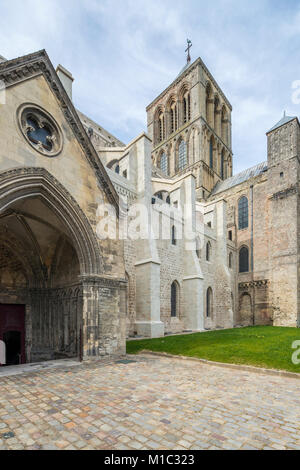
xmin=0 ymin=167 xmax=102 ymax=276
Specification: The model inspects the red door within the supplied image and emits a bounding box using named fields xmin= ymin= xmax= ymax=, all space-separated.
xmin=0 ymin=304 xmax=25 ymax=366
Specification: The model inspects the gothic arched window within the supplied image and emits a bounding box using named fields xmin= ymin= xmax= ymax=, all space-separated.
xmin=170 ymin=101 xmax=177 ymax=134
xmin=206 ymin=82 xmax=214 ymax=127
xmin=221 ymin=106 xmax=228 ymax=144
xmin=238 ymin=196 xmax=249 ymax=230
xmin=171 ymin=281 xmax=179 ymax=317
xmin=159 ymin=112 xmax=165 ymax=142
xmin=209 ymin=137 xmax=214 ymax=170
xmin=159 ymin=152 xmax=168 ymax=175
xmin=229 ymin=252 xmax=233 ymax=269
xmin=206 ymin=287 xmax=213 ymax=318
xmin=115 ymin=165 xmax=120 ymax=174
xmin=239 ymin=246 xmax=249 ymax=273
xmin=221 ymin=152 xmax=224 ymax=179
xmin=214 ymin=96 xmax=219 ymax=131
xmin=206 ymin=242 xmax=211 ymax=261
xmin=182 ymin=90 xmax=191 ymax=125
xmin=172 ymin=225 xmax=177 ymax=246
xmin=178 ymin=140 xmax=187 ymax=170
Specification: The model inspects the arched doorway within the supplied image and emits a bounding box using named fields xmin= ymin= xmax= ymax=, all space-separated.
xmin=0 ymin=305 xmax=25 ymax=365
xmin=239 ymin=293 xmax=252 ymax=326
xmin=0 ymin=168 xmax=101 ymax=364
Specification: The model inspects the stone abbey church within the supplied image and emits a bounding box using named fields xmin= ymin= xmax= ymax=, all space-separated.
xmin=0 ymin=48 xmax=299 ymax=365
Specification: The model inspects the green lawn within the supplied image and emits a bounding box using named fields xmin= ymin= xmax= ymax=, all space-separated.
xmin=127 ymin=326 xmax=300 ymax=373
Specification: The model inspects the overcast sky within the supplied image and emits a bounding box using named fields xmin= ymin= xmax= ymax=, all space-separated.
xmin=1 ymin=0 xmax=300 ymax=173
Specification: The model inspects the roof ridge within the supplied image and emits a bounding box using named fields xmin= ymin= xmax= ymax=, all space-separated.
xmin=267 ymin=114 xmax=298 ymax=134
xmin=227 ymin=161 xmax=267 ymax=181
xmin=211 ymin=161 xmax=268 ymax=196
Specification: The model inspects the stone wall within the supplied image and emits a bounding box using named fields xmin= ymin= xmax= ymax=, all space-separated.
xmin=0 ymin=52 xmax=126 ymax=362
xmin=208 ymin=118 xmax=300 ymax=328
xmin=209 ymin=172 xmax=272 ymax=326
xmin=124 ymin=239 xmax=137 ymax=337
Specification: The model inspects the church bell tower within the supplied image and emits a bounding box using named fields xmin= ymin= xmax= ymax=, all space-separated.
xmin=146 ymin=42 xmax=233 ymax=200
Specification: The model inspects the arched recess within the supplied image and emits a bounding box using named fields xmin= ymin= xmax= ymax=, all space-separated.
xmin=214 ymin=95 xmax=220 ymax=133
xmin=166 ymin=95 xmax=178 ymax=135
xmin=107 ymin=159 xmax=119 ymax=171
xmin=0 ymin=167 xmax=102 ymax=276
xmin=178 ymin=83 xmax=190 ymax=126
xmin=238 ymin=292 xmax=252 ymax=326
xmin=206 ymin=287 xmax=213 ymax=318
xmin=239 ymin=246 xmax=249 ymax=273
xmin=153 ymin=191 xmax=171 ymax=204
xmin=188 ymin=126 xmax=200 ymax=164
xmin=206 ymin=82 xmax=214 ymax=127
xmin=171 ymin=281 xmax=180 ymax=318
xmin=154 ymin=106 xmax=165 ymax=145
xmin=0 ymin=167 xmax=108 ymax=364
xmin=171 ymin=225 xmax=177 ymax=245
xmin=209 ymin=135 xmax=216 ymax=170
xmin=221 ymin=106 xmax=228 ymax=144
xmin=220 ymin=149 xmax=225 ymax=180
xmin=157 ymin=150 xmax=169 ymax=175
xmin=176 ymin=137 xmax=188 ymax=171
xmin=206 ymin=241 xmax=212 ymax=261
xmin=227 ymin=154 xmax=232 ymax=178
xmin=50 ymin=236 xmax=80 ymax=288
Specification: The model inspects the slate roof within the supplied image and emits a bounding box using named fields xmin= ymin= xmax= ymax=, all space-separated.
xmin=176 ymin=63 xmax=190 ymax=79
xmin=267 ymin=114 xmax=297 ymax=134
xmin=211 ymin=161 xmax=268 ymax=196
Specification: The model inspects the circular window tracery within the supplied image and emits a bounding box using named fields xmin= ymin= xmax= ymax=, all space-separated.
xmin=18 ymin=104 xmax=63 ymax=157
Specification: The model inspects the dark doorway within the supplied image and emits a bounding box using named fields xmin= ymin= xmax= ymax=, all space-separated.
xmin=3 ymin=331 xmax=21 ymax=365
xmin=0 ymin=304 xmax=25 ymax=366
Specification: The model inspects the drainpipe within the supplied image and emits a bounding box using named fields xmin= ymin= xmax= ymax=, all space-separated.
xmin=250 ymin=185 xmax=255 ymax=325
xmin=79 ymin=326 xmax=83 ymax=363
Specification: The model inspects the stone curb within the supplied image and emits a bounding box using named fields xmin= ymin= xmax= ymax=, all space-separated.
xmin=136 ymin=350 xmax=300 ymax=380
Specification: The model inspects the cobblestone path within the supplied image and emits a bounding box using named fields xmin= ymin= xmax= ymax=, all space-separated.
xmin=0 ymin=355 xmax=299 ymax=450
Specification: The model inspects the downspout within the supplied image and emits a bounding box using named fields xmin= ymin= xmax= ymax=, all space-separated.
xmin=250 ymin=184 xmax=255 ymax=325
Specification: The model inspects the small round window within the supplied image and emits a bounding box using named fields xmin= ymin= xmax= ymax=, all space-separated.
xmin=18 ymin=104 xmax=63 ymax=157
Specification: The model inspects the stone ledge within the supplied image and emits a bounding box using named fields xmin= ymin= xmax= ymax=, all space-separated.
xmin=136 ymin=351 xmax=300 ymax=380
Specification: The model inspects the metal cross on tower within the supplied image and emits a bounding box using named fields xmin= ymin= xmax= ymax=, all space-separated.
xmin=185 ymin=39 xmax=192 ymax=64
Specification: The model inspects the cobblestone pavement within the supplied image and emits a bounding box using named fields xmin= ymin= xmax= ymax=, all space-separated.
xmin=0 ymin=354 xmax=300 ymax=450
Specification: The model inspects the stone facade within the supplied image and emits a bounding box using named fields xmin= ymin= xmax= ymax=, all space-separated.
xmin=0 ymin=50 xmax=126 ymax=364
xmin=90 ymin=56 xmax=237 ymax=336
xmin=0 ymin=48 xmax=299 ymax=369
xmin=88 ymin=57 xmax=300 ymax=335
xmin=210 ymin=117 xmax=300 ymax=328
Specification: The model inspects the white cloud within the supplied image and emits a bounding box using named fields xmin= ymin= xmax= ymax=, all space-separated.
xmin=0 ymin=0 xmax=297 ymax=173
